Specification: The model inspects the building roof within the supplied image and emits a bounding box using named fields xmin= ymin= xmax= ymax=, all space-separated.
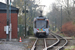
xmin=0 ymin=2 xmax=19 ymax=13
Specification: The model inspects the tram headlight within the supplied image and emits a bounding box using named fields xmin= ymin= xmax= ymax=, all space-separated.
xmin=37 ymin=31 xmax=40 ymax=32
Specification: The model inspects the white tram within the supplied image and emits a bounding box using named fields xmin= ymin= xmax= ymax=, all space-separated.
xmin=33 ymin=16 xmax=49 ymax=37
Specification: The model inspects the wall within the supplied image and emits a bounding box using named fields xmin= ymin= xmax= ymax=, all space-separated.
xmin=0 ymin=13 xmax=18 ymax=38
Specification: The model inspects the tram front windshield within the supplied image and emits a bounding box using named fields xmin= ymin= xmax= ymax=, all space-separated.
xmin=36 ymin=20 xmax=46 ymax=28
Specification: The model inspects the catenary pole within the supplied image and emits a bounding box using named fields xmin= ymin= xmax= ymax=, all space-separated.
xmin=67 ymin=0 xmax=70 ymax=20
xmin=55 ymin=18 xmax=56 ymax=31
xmin=9 ymin=0 xmax=12 ymax=41
xmin=73 ymin=0 xmax=74 ymax=7
xmin=6 ymin=0 xmax=9 ymax=41
xmin=61 ymin=6 xmax=62 ymax=31
xmin=24 ymin=0 xmax=27 ymax=37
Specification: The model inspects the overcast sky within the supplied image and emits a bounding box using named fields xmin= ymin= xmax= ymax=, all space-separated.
xmin=0 ymin=0 xmax=56 ymax=15
xmin=39 ymin=0 xmax=56 ymax=15
xmin=0 ymin=0 xmax=6 ymax=3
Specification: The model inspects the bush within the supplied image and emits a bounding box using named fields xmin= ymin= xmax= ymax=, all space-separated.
xmin=61 ymin=22 xmax=75 ymax=36
xmin=28 ymin=26 xmax=33 ymax=35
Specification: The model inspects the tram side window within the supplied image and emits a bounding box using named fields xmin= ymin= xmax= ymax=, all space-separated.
xmin=46 ymin=21 xmax=48 ymax=28
xmin=34 ymin=21 xmax=36 ymax=28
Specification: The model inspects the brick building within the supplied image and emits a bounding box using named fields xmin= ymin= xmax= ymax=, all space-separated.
xmin=0 ymin=2 xmax=19 ymax=39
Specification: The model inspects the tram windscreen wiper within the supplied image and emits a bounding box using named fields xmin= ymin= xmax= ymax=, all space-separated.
xmin=40 ymin=25 xmax=45 ymax=28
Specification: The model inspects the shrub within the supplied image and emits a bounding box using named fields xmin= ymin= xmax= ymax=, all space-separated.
xmin=61 ymin=22 xmax=75 ymax=36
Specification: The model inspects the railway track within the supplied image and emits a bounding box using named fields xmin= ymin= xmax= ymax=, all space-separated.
xmin=31 ymin=38 xmax=45 ymax=50
xmin=47 ymin=32 xmax=68 ymax=50
xmin=31 ymin=32 xmax=68 ymax=50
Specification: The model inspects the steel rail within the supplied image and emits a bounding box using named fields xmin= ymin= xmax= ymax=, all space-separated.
xmin=44 ymin=38 xmax=47 ymax=48
xmin=47 ymin=33 xmax=60 ymax=49
xmin=52 ymin=32 xmax=68 ymax=50
xmin=43 ymin=33 xmax=60 ymax=50
xmin=31 ymin=38 xmax=38 ymax=50
xmin=43 ymin=39 xmax=47 ymax=50
xmin=31 ymin=38 xmax=45 ymax=50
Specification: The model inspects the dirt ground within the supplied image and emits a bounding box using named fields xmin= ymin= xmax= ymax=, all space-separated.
xmin=0 ymin=37 xmax=75 ymax=50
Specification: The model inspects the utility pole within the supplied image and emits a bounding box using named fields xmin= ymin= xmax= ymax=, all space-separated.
xmin=33 ymin=0 xmax=35 ymax=17
xmin=73 ymin=0 xmax=74 ymax=7
xmin=55 ymin=18 xmax=56 ymax=31
xmin=61 ymin=6 xmax=62 ymax=31
xmin=67 ymin=0 xmax=69 ymax=8
xmin=9 ymin=0 xmax=12 ymax=41
xmin=6 ymin=0 xmax=9 ymax=41
xmin=31 ymin=7 xmax=32 ymax=18
xmin=67 ymin=0 xmax=70 ymax=20
xmin=24 ymin=0 xmax=27 ymax=37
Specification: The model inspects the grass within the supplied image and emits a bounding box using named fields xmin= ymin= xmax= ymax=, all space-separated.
xmin=65 ymin=46 xmax=75 ymax=50
xmin=72 ymin=36 xmax=75 ymax=39
xmin=59 ymin=33 xmax=65 ymax=37
xmin=52 ymin=30 xmax=66 ymax=37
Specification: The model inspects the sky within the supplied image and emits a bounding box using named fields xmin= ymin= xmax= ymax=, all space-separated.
xmin=0 ymin=0 xmax=6 ymax=3
xmin=36 ymin=0 xmax=56 ymax=15
xmin=0 ymin=0 xmax=56 ymax=15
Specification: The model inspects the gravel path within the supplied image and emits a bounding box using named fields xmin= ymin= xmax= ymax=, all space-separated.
xmin=0 ymin=39 xmax=35 ymax=50
xmin=0 ymin=44 xmax=25 ymax=50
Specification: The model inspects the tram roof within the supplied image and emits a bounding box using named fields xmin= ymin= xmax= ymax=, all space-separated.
xmin=35 ymin=16 xmax=47 ymax=19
